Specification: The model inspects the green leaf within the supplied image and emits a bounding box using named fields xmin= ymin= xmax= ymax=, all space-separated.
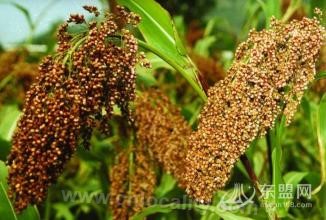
xmin=131 ymin=203 xmax=254 ymax=220
xmin=0 ymin=105 xmax=21 ymax=142
xmin=313 ymin=94 xmax=326 ymax=194
xmin=0 ymin=139 xmax=11 ymax=163
xmin=315 ymin=72 xmax=326 ymax=81
xmin=136 ymin=70 xmax=157 ymax=86
xmin=154 ymin=173 xmax=176 ymax=198
xmin=136 ymin=53 xmax=173 ymax=87
xmin=272 ymin=117 xmax=287 ymax=217
xmin=17 ymin=206 xmax=40 ymax=220
xmin=0 ymin=161 xmax=40 ymax=220
xmin=0 ymin=161 xmax=8 ymax=188
xmin=266 ymin=116 xmax=287 ymax=217
xmin=283 ymin=171 xmax=308 ymax=211
xmin=0 ymin=105 xmax=21 ymax=160
xmin=53 ymin=203 xmax=74 ymax=220
xmin=318 ymin=94 xmax=326 ymax=150
xmin=10 ymin=3 xmax=34 ymax=32
xmin=320 ymin=186 xmax=326 ymax=219
xmin=194 ymin=36 xmax=216 ymax=57
xmin=0 ymin=182 xmax=17 ymax=220
xmin=118 ymin=0 xmax=206 ymax=100
xmin=257 ymin=0 xmax=281 ymax=27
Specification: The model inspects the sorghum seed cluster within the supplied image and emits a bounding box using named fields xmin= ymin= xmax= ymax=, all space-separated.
xmin=185 ymin=16 xmax=325 ymax=203
xmin=0 ymin=51 xmax=38 ymax=106
xmin=109 ymin=147 xmax=156 ymax=219
xmin=135 ymin=90 xmax=192 ymax=188
xmin=0 ymin=51 xmax=21 ymax=79
xmin=7 ymin=6 xmax=145 ymax=211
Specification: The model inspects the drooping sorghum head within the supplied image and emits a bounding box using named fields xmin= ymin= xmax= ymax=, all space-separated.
xmin=7 ymin=5 xmax=146 ymax=212
xmin=109 ymin=151 xmax=129 ymax=219
xmin=135 ymin=90 xmax=192 ymax=188
xmin=185 ymin=16 xmax=325 ymax=203
xmin=0 ymin=51 xmax=38 ymax=106
xmin=109 ymin=147 xmax=156 ymax=219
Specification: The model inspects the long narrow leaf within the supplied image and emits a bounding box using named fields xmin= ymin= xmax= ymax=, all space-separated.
xmin=10 ymin=3 xmax=34 ymax=31
xmin=0 ymin=105 xmax=21 ymax=142
xmin=0 ymin=162 xmax=40 ymax=220
xmin=0 ymin=183 xmax=17 ymax=220
xmin=117 ymin=0 xmax=206 ymax=100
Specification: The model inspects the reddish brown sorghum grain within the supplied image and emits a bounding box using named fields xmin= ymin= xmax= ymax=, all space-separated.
xmin=135 ymin=90 xmax=192 ymax=188
xmin=185 ymin=16 xmax=325 ymax=203
xmin=7 ymin=6 xmax=146 ymax=212
xmin=109 ymin=147 xmax=156 ymax=219
xmin=109 ymin=151 xmax=129 ymax=219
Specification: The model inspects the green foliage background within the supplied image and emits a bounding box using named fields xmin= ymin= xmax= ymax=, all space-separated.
xmin=0 ymin=0 xmax=325 ymax=219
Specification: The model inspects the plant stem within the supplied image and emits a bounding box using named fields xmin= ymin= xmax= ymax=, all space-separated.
xmin=0 ymin=74 xmax=13 ymax=90
xmin=312 ymin=107 xmax=326 ymax=195
xmin=281 ymin=0 xmax=301 ymax=23
xmin=44 ymin=191 xmax=51 ymax=220
xmin=240 ymin=154 xmax=262 ymax=196
xmin=108 ymin=0 xmax=118 ymax=14
xmin=266 ymin=132 xmax=273 ymax=182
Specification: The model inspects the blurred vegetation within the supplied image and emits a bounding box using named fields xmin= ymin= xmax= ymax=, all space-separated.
xmin=0 ymin=0 xmax=325 ymax=220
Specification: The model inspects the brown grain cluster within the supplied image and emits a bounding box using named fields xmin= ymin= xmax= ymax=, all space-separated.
xmin=135 ymin=90 xmax=192 ymax=188
xmin=109 ymin=147 xmax=156 ymax=219
xmin=185 ymin=16 xmax=325 ymax=203
xmin=7 ymin=6 xmax=145 ymax=212
xmin=0 ymin=51 xmax=38 ymax=106
xmin=0 ymin=51 xmax=21 ymax=79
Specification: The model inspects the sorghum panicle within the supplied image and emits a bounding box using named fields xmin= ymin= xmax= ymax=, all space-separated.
xmin=7 ymin=6 xmax=144 ymax=211
xmin=0 ymin=51 xmax=38 ymax=105
xmin=185 ymin=16 xmax=325 ymax=203
xmin=109 ymin=147 xmax=156 ymax=219
xmin=0 ymin=51 xmax=22 ymax=79
xmin=135 ymin=90 xmax=192 ymax=188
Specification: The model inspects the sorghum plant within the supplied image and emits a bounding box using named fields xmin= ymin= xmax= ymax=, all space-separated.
xmin=0 ymin=1 xmax=325 ymax=219
xmin=184 ymin=16 xmax=325 ymax=202
xmin=6 ymin=6 xmax=147 ymax=212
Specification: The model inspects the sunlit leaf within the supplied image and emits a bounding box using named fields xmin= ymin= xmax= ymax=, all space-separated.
xmin=0 ymin=161 xmax=40 ymax=220
xmin=117 ymin=0 xmax=206 ymax=100
xmin=315 ymin=72 xmax=326 ymax=81
xmin=154 ymin=173 xmax=176 ymax=198
xmin=318 ymin=94 xmax=326 ymax=150
xmin=194 ymin=36 xmax=216 ymax=57
xmin=267 ymin=116 xmax=287 ymax=217
xmin=0 ymin=105 xmax=21 ymax=142
xmin=0 ymin=182 xmax=17 ymax=220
